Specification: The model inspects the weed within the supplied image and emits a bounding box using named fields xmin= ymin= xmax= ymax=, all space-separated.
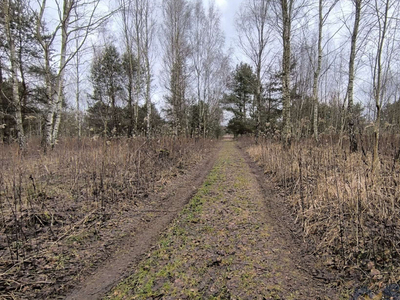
xmin=0 ymin=136 xmax=215 ymax=299
xmin=243 ymin=134 xmax=400 ymax=286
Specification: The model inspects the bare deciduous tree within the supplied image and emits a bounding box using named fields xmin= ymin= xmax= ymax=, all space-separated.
xmin=271 ymin=0 xmax=308 ymax=146
xmin=369 ymin=0 xmax=399 ymax=171
xmin=311 ymin=0 xmax=338 ymax=142
xmin=119 ymin=0 xmax=156 ymax=137
xmin=236 ymin=0 xmax=273 ymax=141
xmin=346 ymin=0 xmax=363 ymax=153
xmin=3 ymin=0 xmax=26 ymax=150
xmin=161 ymin=0 xmax=192 ymax=136
xmin=34 ymin=0 xmax=111 ymax=150
xmin=190 ymin=0 xmax=228 ymax=137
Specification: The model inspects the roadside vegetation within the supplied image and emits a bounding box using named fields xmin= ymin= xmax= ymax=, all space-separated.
xmin=106 ymin=141 xmax=332 ymax=300
xmin=0 ymin=137 xmax=215 ymax=299
xmin=2 ymin=0 xmax=400 ymax=298
xmin=244 ymin=133 xmax=400 ymax=295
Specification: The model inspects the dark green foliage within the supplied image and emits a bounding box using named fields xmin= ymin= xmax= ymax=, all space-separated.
xmin=91 ymin=44 xmax=124 ymax=105
xmin=0 ymin=0 xmax=43 ymax=142
xmin=224 ymin=63 xmax=257 ymax=136
xmin=263 ymin=70 xmax=282 ymax=134
xmin=90 ymin=44 xmax=124 ymax=136
xmin=188 ymin=101 xmax=223 ymax=138
xmin=224 ymin=63 xmax=256 ymax=121
xmin=383 ymin=99 xmax=400 ymax=131
xmin=226 ymin=118 xmax=254 ymax=136
xmin=86 ymin=102 xmax=164 ymax=137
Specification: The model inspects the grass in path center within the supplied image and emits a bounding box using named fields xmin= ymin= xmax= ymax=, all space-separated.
xmin=106 ymin=141 xmax=305 ymax=300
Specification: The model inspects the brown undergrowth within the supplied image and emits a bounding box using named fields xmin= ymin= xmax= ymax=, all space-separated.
xmin=243 ymin=135 xmax=400 ymax=294
xmin=0 ymin=137 xmax=216 ymax=299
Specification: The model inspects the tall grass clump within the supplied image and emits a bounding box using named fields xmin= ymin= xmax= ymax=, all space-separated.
xmin=244 ymin=134 xmax=400 ymax=285
xmin=0 ymin=136 xmax=216 ymax=298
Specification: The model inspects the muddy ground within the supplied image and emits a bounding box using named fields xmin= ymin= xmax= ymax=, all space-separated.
xmin=105 ymin=140 xmax=338 ymax=300
xmin=0 ymin=141 xmax=219 ymax=300
xmin=64 ymin=144 xmax=221 ymax=300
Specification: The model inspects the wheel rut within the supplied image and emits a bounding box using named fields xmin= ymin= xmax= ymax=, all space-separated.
xmin=65 ymin=143 xmax=221 ymax=300
xmin=105 ymin=139 xmax=338 ymax=299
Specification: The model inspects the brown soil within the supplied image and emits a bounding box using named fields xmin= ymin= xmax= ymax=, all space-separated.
xmin=64 ymin=144 xmax=221 ymax=300
xmin=106 ymin=140 xmax=338 ymax=299
xmin=239 ymin=143 xmax=339 ymax=296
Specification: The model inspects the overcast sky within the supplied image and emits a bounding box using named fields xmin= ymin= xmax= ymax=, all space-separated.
xmin=214 ymin=0 xmax=241 ymax=46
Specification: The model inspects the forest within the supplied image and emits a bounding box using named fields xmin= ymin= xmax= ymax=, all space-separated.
xmin=1 ymin=0 xmax=400 ymax=299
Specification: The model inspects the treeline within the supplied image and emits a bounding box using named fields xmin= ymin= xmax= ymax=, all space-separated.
xmin=1 ymin=0 xmax=400 ymax=155
xmin=0 ymin=0 xmax=227 ymax=150
xmin=225 ymin=0 xmax=400 ymax=155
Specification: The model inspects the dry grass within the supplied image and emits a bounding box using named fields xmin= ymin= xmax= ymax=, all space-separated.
xmin=244 ymin=134 xmax=400 ymax=287
xmin=0 ymin=136 xmax=216 ymax=298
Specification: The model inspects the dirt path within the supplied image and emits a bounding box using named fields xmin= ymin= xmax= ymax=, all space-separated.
xmin=106 ymin=140 xmax=338 ymax=299
xmin=65 ymin=144 xmax=221 ymax=300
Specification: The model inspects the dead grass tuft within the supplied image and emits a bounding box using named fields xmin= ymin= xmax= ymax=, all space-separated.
xmin=244 ymin=135 xmax=400 ymax=287
xmin=0 ymin=136 xmax=215 ymax=299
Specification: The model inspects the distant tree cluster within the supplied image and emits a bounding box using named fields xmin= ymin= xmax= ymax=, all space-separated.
xmin=0 ymin=0 xmax=228 ymax=150
xmin=1 ymin=0 xmax=400 ymax=156
xmin=225 ymin=0 xmax=400 ymax=165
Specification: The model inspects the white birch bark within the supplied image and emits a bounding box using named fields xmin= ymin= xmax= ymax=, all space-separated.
xmin=346 ymin=0 xmax=362 ymax=153
xmin=3 ymin=0 xmax=26 ymax=150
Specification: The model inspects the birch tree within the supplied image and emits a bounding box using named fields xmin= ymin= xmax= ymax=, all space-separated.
xmin=280 ymin=0 xmax=292 ymax=146
xmin=161 ymin=0 xmax=191 ymax=136
xmin=346 ymin=0 xmax=363 ymax=153
xmin=141 ymin=0 xmax=156 ymax=137
xmin=236 ymin=0 xmax=273 ymax=141
xmin=272 ymin=0 xmax=296 ymax=145
xmin=34 ymin=0 xmax=110 ymax=150
xmin=190 ymin=0 xmax=228 ymax=137
xmin=271 ymin=0 xmax=308 ymax=145
xmin=311 ymin=0 xmax=338 ymax=142
xmin=119 ymin=0 xmax=156 ymax=137
xmin=3 ymin=0 xmax=25 ymax=150
xmin=368 ymin=0 xmax=399 ymax=171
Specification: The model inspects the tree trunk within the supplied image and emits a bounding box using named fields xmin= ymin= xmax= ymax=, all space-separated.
xmin=144 ymin=2 xmax=152 ymax=138
xmin=75 ymin=39 xmax=82 ymax=138
xmin=146 ymin=73 xmax=151 ymax=137
xmin=312 ymin=0 xmax=323 ymax=142
xmin=52 ymin=0 xmax=72 ymax=145
xmin=4 ymin=0 xmax=26 ymax=150
xmin=281 ymin=0 xmax=292 ymax=147
xmin=128 ymin=84 xmax=134 ymax=137
xmin=347 ymin=0 xmax=361 ymax=153
xmin=43 ymin=41 xmax=55 ymax=151
xmin=256 ymin=62 xmax=262 ymax=143
xmin=135 ymin=5 xmax=141 ymax=137
xmin=0 ymin=57 xmax=4 ymax=143
xmin=372 ymin=0 xmax=390 ymax=172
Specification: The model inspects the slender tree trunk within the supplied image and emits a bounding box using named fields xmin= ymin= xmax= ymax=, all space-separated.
xmin=256 ymin=62 xmax=262 ymax=142
xmin=4 ymin=0 xmax=25 ymax=150
xmin=347 ymin=0 xmax=362 ymax=153
xmin=145 ymin=69 xmax=151 ymax=137
xmin=312 ymin=0 xmax=323 ymax=142
xmin=75 ymin=32 xmax=82 ymax=138
xmin=372 ymin=0 xmax=390 ymax=172
xmin=52 ymin=0 xmax=72 ymax=145
xmin=281 ymin=0 xmax=292 ymax=147
xmin=120 ymin=0 xmax=135 ymax=137
xmin=128 ymin=81 xmax=134 ymax=137
xmin=135 ymin=5 xmax=141 ymax=136
xmin=0 ymin=55 xmax=5 ymax=143
xmin=143 ymin=0 xmax=153 ymax=138
xmin=75 ymin=67 xmax=82 ymax=138
xmin=43 ymin=44 xmax=55 ymax=151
